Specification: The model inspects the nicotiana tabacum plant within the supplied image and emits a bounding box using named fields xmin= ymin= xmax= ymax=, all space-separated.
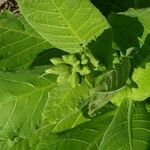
xmin=0 ymin=0 xmax=150 ymax=150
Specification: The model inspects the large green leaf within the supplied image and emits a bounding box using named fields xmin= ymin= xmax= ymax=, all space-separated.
xmin=0 ymin=12 xmax=54 ymax=71
xmin=0 ymin=71 xmax=56 ymax=145
xmin=0 ymin=103 xmax=116 ymax=150
xmin=0 ymin=71 xmax=90 ymax=148
xmin=43 ymin=81 xmax=90 ymax=132
xmin=32 ymin=104 xmax=116 ymax=150
xmin=17 ymin=0 xmax=109 ymax=53
xmin=89 ymin=57 xmax=131 ymax=116
xmin=99 ymin=99 xmax=150 ymax=150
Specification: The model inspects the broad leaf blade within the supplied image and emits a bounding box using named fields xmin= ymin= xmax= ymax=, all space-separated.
xmin=0 ymin=71 xmax=56 ymax=144
xmin=34 ymin=104 xmax=116 ymax=150
xmin=17 ymin=0 xmax=109 ymax=53
xmin=0 ymin=12 xmax=54 ymax=71
xmin=99 ymin=99 xmax=150 ymax=150
xmin=0 ymin=71 xmax=90 ymax=148
xmin=43 ymin=81 xmax=90 ymax=132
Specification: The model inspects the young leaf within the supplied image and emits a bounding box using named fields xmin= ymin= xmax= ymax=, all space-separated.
xmin=50 ymin=58 xmax=64 ymax=65
xmin=57 ymin=72 xmax=70 ymax=83
xmin=17 ymin=0 xmax=110 ymax=53
xmin=62 ymin=55 xmax=78 ymax=65
xmin=79 ymin=66 xmax=91 ymax=76
xmin=68 ymin=72 xmax=80 ymax=87
xmin=0 ymin=12 xmax=54 ymax=71
xmin=45 ymin=64 xmax=70 ymax=75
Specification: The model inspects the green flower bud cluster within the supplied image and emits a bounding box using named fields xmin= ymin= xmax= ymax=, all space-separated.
xmin=46 ymin=54 xmax=92 ymax=87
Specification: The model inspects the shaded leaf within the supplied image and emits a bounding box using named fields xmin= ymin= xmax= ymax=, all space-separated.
xmin=91 ymin=0 xmax=150 ymax=16
xmin=88 ymin=28 xmax=113 ymax=67
xmin=108 ymin=8 xmax=150 ymax=66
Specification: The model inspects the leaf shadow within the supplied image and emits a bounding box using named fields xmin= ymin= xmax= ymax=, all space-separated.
xmin=108 ymin=13 xmax=150 ymax=68
xmin=134 ymin=34 xmax=150 ymax=67
xmin=108 ymin=13 xmax=144 ymax=54
xmin=29 ymin=48 xmax=66 ymax=69
xmin=88 ymin=28 xmax=113 ymax=68
xmin=91 ymin=0 xmax=150 ymax=16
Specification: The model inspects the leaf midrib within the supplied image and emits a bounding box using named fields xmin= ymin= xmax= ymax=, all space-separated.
xmin=98 ymin=100 xmax=133 ymax=150
xmin=127 ymin=100 xmax=133 ymax=150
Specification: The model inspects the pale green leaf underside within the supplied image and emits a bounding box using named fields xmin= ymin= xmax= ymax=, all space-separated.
xmin=99 ymin=99 xmax=150 ymax=150
xmin=0 ymin=12 xmax=53 ymax=71
xmin=17 ymin=0 xmax=109 ymax=53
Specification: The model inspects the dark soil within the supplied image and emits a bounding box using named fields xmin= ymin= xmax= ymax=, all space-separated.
xmin=0 ymin=0 xmax=19 ymax=15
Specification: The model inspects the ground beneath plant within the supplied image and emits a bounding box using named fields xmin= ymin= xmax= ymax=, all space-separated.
xmin=0 ymin=0 xmax=19 ymax=14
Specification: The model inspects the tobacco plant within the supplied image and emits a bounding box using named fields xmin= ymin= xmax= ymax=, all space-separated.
xmin=0 ymin=0 xmax=150 ymax=150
